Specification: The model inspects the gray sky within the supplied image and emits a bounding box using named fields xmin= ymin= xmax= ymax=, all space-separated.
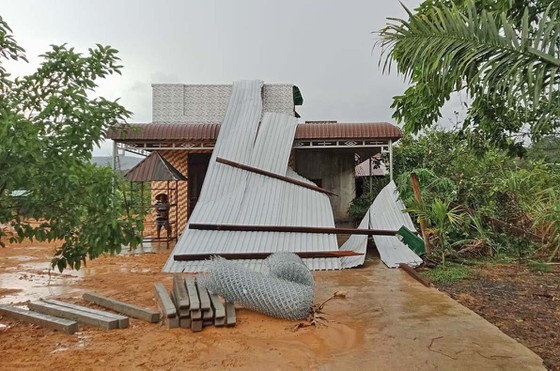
xmin=3 ymin=0 xmax=463 ymax=155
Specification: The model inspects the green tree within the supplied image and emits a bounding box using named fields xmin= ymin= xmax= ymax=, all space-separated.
xmin=378 ymin=0 xmax=560 ymax=149
xmin=0 ymin=17 xmax=143 ymax=271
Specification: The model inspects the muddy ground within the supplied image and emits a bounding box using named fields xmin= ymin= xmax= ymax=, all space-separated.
xmin=433 ymin=263 xmax=560 ymax=370
xmin=0 ymin=241 xmax=546 ymax=370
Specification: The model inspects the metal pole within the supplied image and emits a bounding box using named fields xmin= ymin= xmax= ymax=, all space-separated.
xmin=388 ymin=139 xmax=393 ymax=182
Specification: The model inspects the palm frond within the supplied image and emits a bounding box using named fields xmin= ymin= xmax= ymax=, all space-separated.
xmin=378 ymin=1 xmax=560 ymax=111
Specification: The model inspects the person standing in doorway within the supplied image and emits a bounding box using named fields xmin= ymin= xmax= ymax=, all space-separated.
xmin=154 ymin=193 xmax=171 ymax=240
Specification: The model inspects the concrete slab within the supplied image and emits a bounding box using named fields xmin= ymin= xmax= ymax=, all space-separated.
xmin=28 ymin=301 xmax=118 ymax=330
xmin=0 ymin=304 xmax=78 ymax=334
xmin=42 ymin=299 xmax=129 ymax=329
xmin=82 ymin=292 xmax=160 ymax=323
xmin=311 ymin=260 xmax=545 ymax=370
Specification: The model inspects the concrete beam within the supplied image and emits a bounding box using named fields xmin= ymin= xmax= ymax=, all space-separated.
xmin=184 ymin=277 xmax=202 ymax=332
xmin=154 ymin=283 xmax=179 ymax=329
xmin=208 ymin=292 xmax=226 ymax=327
xmin=196 ymin=281 xmax=214 ymax=326
xmin=82 ymin=292 xmax=160 ymax=323
xmin=43 ymin=299 xmax=129 ymax=329
xmin=225 ymin=302 xmax=236 ymax=327
xmin=0 ymin=304 xmax=78 ymax=334
xmin=28 ymin=301 xmax=118 ymax=330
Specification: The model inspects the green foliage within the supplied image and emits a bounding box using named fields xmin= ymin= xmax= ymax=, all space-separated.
xmin=423 ymin=264 xmax=474 ymax=284
xmin=348 ymin=176 xmax=389 ymax=221
xmin=0 ymin=16 xmax=144 ymax=271
xmin=378 ymin=0 xmax=560 ymax=148
xmin=392 ymin=129 xmax=560 ymax=261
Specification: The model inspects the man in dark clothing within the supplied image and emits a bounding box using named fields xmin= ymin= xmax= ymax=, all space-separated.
xmin=154 ymin=193 xmax=171 ymax=239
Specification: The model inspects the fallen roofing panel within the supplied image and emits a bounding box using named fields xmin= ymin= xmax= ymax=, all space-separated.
xmin=340 ymin=181 xmax=423 ymax=268
xmin=163 ymin=80 xmax=339 ymax=273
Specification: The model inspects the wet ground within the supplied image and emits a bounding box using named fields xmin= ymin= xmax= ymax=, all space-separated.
xmin=0 ymin=241 xmax=545 ymax=370
xmin=434 ymin=263 xmax=560 ymax=370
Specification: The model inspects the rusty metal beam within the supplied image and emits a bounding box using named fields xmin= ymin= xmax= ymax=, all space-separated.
xmin=189 ymin=223 xmax=405 ymax=236
xmin=215 ymin=157 xmax=337 ymax=196
xmin=174 ymin=250 xmax=363 ymax=261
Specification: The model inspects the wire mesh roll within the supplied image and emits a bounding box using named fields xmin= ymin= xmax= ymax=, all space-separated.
xmin=198 ymin=253 xmax=314 ymax=321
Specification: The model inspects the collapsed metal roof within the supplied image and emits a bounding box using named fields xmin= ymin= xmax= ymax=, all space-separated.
xmin=163 ymin=80 xmax=339 ymax=273
xmin=340 ymin=181 xmax=423 ymax=268
xmin=124 ymin=151 xmax=187 ymax=182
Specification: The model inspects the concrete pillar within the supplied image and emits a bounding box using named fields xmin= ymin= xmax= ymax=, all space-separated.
xmin=294 ymin=150 xmax=355 ymax=222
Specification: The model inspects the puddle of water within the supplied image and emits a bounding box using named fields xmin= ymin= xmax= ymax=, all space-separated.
xmin=6 ymin=256 xmax=36 ymax=262
xmin=0 ymin=270 xmax=82 ymax=305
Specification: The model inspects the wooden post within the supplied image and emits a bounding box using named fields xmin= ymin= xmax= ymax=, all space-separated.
xmin=410 ymin=172 xmax=432 ymax=254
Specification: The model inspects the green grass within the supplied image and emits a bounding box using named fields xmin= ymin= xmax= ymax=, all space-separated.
xmin=528 ymin=261 xmax=553 ymax=273
xmin=423 ymin=264 xmax=474 ymax=284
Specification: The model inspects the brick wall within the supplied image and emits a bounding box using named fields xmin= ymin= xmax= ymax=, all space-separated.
xmin=149 ymin=151 xmax=188 ymax=237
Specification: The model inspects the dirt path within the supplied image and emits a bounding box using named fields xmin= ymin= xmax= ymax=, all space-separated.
xmin=0 ymin=242 xmax=545 ymax=370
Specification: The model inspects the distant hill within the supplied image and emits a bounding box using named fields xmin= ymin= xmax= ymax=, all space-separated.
xmin=91 ymin=156 xmax=143 ymax=174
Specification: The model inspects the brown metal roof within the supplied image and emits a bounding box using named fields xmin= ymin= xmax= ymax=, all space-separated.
xmin=125 ymin=151 xmax=187 ymax=182
xmin=110 ymin=123 xmax=220 ymax=141
xmin=109 ymin=122 xmax=403 ymax=142
xmin=295 ymin=122 xmax=402 ymax=140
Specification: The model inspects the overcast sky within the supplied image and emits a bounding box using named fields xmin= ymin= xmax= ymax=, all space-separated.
xmin=3 ymin=0 xmax=463 ymax=155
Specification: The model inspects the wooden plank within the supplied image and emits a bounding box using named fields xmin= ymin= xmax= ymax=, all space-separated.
xmin=399 ymin=263 xmax=432 ymax=288
xmin=154 ymin=283 xmax=179 ymax=329
xmin=184 ymin=277 xmax=202 ymax=332
xmin=0 ymin=304 xmax=78 ymax=334
xmin=410 ymin=172 xmax=433 ymax=254
xmin=175 ymin=250 xmax=363 ymax=261
xmin=225 ymin=302 xmax=236 ymax=327
xmin=189 ymin=223 xmax=406 ymax=236
xmin=28 ymin=301 xmax=118 ymax=330
xmin=42 ymin=299 xmax=129 ymax=329
xmin=172 ymin=275 xmax=190 ymax=310
xmin=208 ymin=292 xmax=226 ymax=327
xmin=82 ymin=292 xmax=160 ymax=323
xmin=216 ymin=157 xmax=336 ymax=196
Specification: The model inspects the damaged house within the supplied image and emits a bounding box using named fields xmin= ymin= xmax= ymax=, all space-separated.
xmin=109 ymin=81 xmax=420 ymax=271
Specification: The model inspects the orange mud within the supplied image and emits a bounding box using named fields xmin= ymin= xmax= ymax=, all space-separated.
xmin=0 ymin=241 xmax=545 ymax=370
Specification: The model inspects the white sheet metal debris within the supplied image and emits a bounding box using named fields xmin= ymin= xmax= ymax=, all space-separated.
xmin=163 ymin=80 xmax=339 ymax=273
xmin=340 ymin=181 xmax=423 ymax=268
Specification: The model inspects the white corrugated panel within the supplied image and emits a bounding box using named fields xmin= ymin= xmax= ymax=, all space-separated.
xmin=163 ymin=80 xmax=339 ymax=273
xmin=340 ymin=181 xmax=423 ymax=268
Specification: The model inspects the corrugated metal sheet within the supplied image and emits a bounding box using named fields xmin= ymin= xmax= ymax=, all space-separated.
xmin=109 ymin=123 xmax=220 ymax=141
xmin=296 ymin=122 xmax=403 ymax=140
xmin=124 ymin=152 xmax=187 ymax=182
xmin=355 ymin=158 xmax=387 ymax=177
xmin=108 ymin=122 xmax=403 ymax=142
xmin=163 ymin=80 xmax=339 ymax=273
xmin=340 ymin=181 xmax=423 ymax=268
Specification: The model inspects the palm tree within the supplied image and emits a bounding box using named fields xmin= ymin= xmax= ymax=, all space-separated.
xmin=378 ymin=1 xmax=560 ymax=139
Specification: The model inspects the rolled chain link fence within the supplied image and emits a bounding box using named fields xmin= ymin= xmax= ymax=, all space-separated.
xmin=197 ymin=252 xmax=314 ymax=321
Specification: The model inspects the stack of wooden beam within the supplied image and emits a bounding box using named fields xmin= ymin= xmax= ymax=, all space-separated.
xmin=154 ymin=275 xmax=236 ymax=331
